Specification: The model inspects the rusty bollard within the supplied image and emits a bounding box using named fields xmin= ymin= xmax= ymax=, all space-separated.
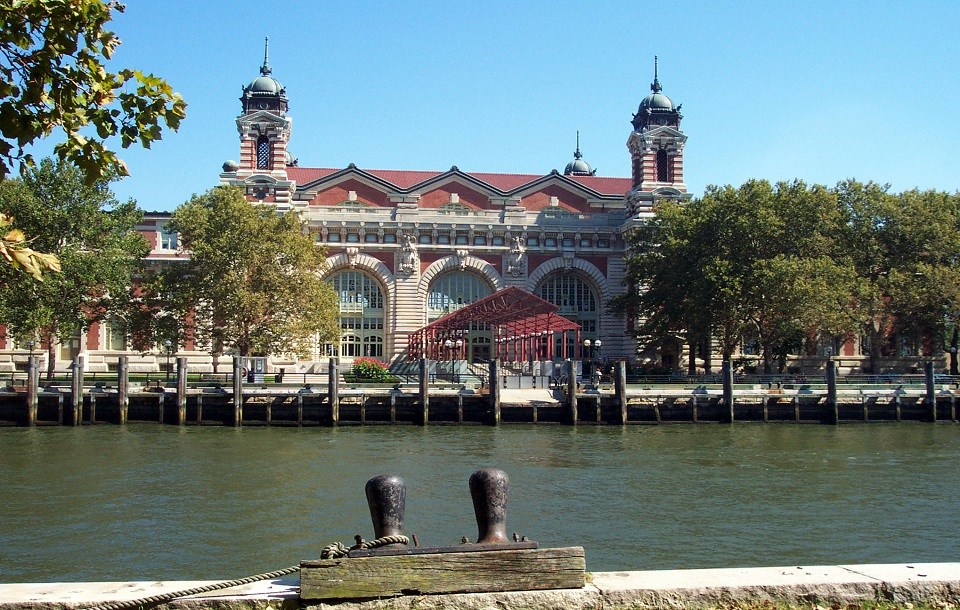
xmin=365 ymin=474 xmax=406 ymax=548
xmin=469 ymin=468 xmax=510 ymax=544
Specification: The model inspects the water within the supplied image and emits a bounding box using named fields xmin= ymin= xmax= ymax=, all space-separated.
xmin=0 ymin=424 xmax=958 ymax=582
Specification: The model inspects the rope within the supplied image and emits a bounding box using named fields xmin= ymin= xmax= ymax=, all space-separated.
xmin=83 ymin=564 xmax=300 ymax=610
xmin=85 ymin=536 xmax=409 ymax=610
xmin=321 ymin=534 xmax=410 ymax=559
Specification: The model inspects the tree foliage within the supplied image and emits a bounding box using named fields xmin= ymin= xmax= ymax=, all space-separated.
xmin=150 ymin=186 xmax=339 ymax=358
xmin=0 ymin=0 xmax=186 ymax=182
xmin=615 ymin=179 xmax=960 ymax=374
xmin=0 ymin=158 xmax=147 ymax=376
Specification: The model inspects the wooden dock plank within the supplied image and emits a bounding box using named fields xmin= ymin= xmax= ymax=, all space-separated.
xmin=300 ymin=546 xmax=585 ymax=600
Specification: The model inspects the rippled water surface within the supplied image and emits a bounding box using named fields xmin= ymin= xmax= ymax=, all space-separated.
xmin=1 ymin=424 xmax=958 ymax=582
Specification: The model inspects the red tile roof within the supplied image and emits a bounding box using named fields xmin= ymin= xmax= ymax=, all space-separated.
xmin=285 ymin=165 xmax=630 ymax=197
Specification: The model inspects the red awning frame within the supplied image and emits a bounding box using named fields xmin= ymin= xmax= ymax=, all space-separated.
xmin=407 ymin=286 xmax=582 ymax=361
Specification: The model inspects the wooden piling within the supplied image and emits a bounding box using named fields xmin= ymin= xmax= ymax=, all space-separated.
xmin=176 ymin=357 xmax=188 ymax=425
xmin=488 ymin=359 xmax=500 ymax=426
xmin=418 ymin=358 xmax=429 ymax=425
xmin=824 ymin=359 xmax=838 ymax=424
xmin=721 ymin=360 xmax=734 ymax=423
xmin=567 ymin=359 xmax=578 ymax=425
xmin=328 ymin=358 xmax=339 ymax=425
xmin=925 ymin=361 xmax=936 ymax=422
xmin=26 ymin=356 xmax=38 ymax=427
xmin=615 ymin=360 xmax=627 ymax=424
xmin=117 ymin=356 xmax=129 ymax=425
xmin=232 ymin=356 xmax=243 ymax=427
xmin=71 ymin=358 xmax=83 ymax=425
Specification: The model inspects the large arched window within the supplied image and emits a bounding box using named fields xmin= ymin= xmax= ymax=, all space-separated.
xmin=536 ymin=273 xmax=599 ymax=359
xmin=427 ymin=271 xmax=493 ymax=363
xmin=256 ymin=135 xmax=271 ymax=170
xmin=328 ymin=270 xmax=385 ymax=359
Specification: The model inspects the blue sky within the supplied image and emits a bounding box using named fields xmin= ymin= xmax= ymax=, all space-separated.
xmin=52 ymin=1 xmax=960 ymax=211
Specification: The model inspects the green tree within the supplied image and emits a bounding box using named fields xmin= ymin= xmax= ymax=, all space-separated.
xmin=0 ymin=0 xmax=186 ymax=182
xmin=0 ymin=0 xmax=185 ymax=280
xmin=0 ymin=158 xmax=147 ymax=377
xmin=156 ymin=186 xmax=339 ymax=359
xmin=616 ymin=179 xmax=863 ymax=374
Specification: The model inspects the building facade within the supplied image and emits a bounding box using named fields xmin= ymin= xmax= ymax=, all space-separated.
xmin=0 ymin=50 xmax=691 ymax=374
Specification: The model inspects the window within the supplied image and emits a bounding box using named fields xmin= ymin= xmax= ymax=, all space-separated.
xmin=527 ymin=237 xmax=539 ymax=247
xmin=419 ymin=234 xmax=432 ymax=244
xmin=473 ymin=236 xmax=487 ymax=246
xmin=427 ymin=271 xmax=494 ymax=363
xmin=327 ymin=271 xmax=386 ymax=360
xmin=491 ymin=236 xmax=504 ymax=246
xmin=383 ymin=233 xmax=397 ymax=244
xmin=656 ymin=149 xmax=669 ymax=182
xmin=159 ymin=225 xmax=178 ymax=250
xmin=597 ymin=239 xmax=610 ymax=248
xmin=580 ymin=239 xmax=592 ymax=248
xmin=256 ymin=135 xmax=271 ymax=170
xmin=328 ymin=233 xmax=341 ymax=242
xmin=105 ymin=318 xmax=127 ymax=351
xmin=346 ymin=234 xmax=359 ymax=243
xmin=437 ymin=235 xmax=450 ymax=245
xmin=562 ymin=238 xmax=574 ymax=248
xmin=455 ymin=234 xmax=469 ymax=245
xmin=544 ymin=237 xmax=557 ymax=247
xmin=364 ymin=233 xmax=378 ymax=243
xmin=535 ymin=273 xmax=600 ymax=359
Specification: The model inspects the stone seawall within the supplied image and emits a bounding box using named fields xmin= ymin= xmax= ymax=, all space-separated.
xmin=2 ymin=563 xmax=959 ymax=610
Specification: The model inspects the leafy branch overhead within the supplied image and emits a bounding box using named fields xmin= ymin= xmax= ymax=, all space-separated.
xmin=0 ymin=0 xmax=187 ymax=182
xmin=0 ymin=212 xmax=60 ymax=279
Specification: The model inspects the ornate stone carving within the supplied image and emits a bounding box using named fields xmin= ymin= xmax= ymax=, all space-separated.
xmin=454 ymin=249 xmax=470 ymax=270
xmin=562 ymin=253 xmax=575 ymax=272
xmin=345 ymin=246 xmax=359 ymax=268
xmin=505 ymin=236 xmax=527 ymax=277
xmin=398 ymin=233 xmax=419 ymax=275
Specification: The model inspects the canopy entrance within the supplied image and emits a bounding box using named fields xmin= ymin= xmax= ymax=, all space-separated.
xmin=407 ymin=286 xmax=582 ymax=362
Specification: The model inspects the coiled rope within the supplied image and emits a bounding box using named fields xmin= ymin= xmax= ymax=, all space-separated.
xmin=83 ymin=535 xmax=409 ymax=610
xmin=321 ymin=534 xmax=410 ymax=559
xmin=83 ymin=564 xmax=301 ymax=610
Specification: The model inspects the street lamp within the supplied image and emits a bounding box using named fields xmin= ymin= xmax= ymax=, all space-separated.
xmin=583 ymin=338 xmax=592 ymax=377
xmin=164 ymin=339 xmax=172 ymax=381
xmin=26 ymin=339 xmax=35 ymax=361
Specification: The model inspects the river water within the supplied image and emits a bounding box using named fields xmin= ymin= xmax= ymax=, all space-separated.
xmin=1 ymin=424 xmax=958 ymax=583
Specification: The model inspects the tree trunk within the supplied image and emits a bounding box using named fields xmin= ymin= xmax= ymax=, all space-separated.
xmin=686 ymin=333 xmax=697 ymax=376
xmin=761 ymin=343 xmax=773 ymax=375
xmin=950 ymin=327 xmax=959 ymax=376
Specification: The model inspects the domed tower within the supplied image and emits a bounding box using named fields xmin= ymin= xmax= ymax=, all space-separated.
xmin=563 ymin=132 xmax=597 ymax=177
xmin=626 ymin=57 xmax=690 ymax=212
xmin=222 ymin=38 xmax=295 ymax=205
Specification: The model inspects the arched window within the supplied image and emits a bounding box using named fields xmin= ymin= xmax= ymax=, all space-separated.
xmin=427 ymin=271 xmax=493 ymax=363
xmin=256 ymin=135 xmax=271 ymax=170
xmin=536 ymin=273 xmax=600 ymax=359
xmin=327 ymin=271 xmax=385 ymax=360
xmin=656 ymin=149 xmax=670 ymax=182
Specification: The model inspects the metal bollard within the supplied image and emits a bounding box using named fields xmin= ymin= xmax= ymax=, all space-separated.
xmin=365 ymin=474 xmax=406 ymax=548
xmin=469 ymin=468 xmax=510 ymax=544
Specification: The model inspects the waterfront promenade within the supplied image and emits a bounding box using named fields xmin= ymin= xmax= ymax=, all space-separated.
xmin=2 ymin=563 xmax=959 ymax=609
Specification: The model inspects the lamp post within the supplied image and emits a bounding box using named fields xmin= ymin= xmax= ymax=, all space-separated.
xmin=26 ymin=339 xmax=35 ymax=361
xmin=164 ymin=339 xmax=172 ymax=381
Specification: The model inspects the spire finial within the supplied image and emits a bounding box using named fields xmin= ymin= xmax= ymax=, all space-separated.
xmin=651 ymin=55 xmax=661 ymax=93
xmin=574 ymin=131 xmax=582 ymax=160
xmin=261 ymin=36 xmax=272 ymax=76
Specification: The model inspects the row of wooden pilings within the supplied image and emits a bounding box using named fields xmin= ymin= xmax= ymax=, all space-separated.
xmin=12 ymin=356 xmax=944 ymax=427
